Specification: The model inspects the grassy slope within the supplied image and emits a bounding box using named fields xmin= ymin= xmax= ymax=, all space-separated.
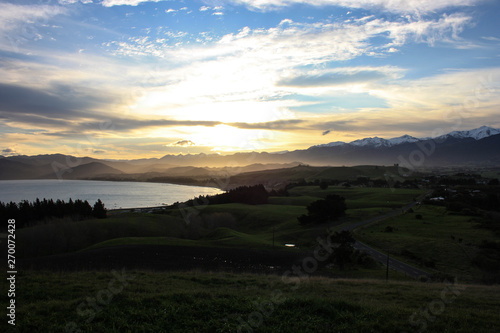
xmin=10 ymin=270 xmax=500 ymax=333
xmin=228 ymin=165 xmax=407 ymax=186
xmin=17 ymin=213 xmax=187 ymax=258
xmin=354 ymin=205 xmax=498 ymax=282
xmin=18 ymin=186 xmax=426 ymax=258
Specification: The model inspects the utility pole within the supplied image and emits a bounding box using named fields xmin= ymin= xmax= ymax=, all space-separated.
xmin=272 ymin=227 xmax=275 ymax=248
xmin=386 ymin=253 xmax=389 ymax=282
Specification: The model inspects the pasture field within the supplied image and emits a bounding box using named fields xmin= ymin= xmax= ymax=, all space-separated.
xmin=354 ymin=205 xmax=499 ymax=282
xmin=17 ymin=186 xmax=426 ymax=258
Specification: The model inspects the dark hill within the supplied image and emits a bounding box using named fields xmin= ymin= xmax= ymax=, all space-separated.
xmin=41 ymin=162 xmax=124 ymax=180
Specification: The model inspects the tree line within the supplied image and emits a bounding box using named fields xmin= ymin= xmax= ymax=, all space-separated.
xmin=1 ymin=198 xmax=107 ymax=230
xmin=176 ymin=184 xmax=270 ymax=208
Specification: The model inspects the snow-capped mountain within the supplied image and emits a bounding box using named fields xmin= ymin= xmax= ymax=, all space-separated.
xmin=315 ymin=126 xmax=499 ymax=149
xmin=319 ymin=141 xmax=351 ymax=147
xmin=387 ymin=134 xmax=420 ymax=146
xmin=350 ymin=137 xmax=388 ymax=147
xmin=436 ymin=126 xmax=500 ymax=141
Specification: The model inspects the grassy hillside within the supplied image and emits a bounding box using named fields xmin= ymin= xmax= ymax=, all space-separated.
xmin=354 ymin=205 xmax=499 ymax=282
xmin=17 ymin=186 xmax=426 ymax=258
xmin=17 ymin=213 xmax=187 ymax=258
xmin=226 ymin=165 xmax=409 ymax=188
xmin=8 ymin=270 xmax=500 ymax=333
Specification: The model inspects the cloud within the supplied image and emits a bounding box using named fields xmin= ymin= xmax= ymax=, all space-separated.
xmin=1 ymin=148 xmax=18 ymax=156
xmin=304 ymin=67 xmax=500 ymax=139
xmin=199 ymin=6 xmax=210 ymax=11
xmin=101 ymin=0 xmax=168 ymax=6
xmin=0 ymin=82 xmax=120 ymax=121
xmin=107 ymin=14 xmax=472 ymax=116
xmin=0 ymin=1 xmax=492 ymax=157
xmin=277 ymin=69 xmax=392 ymax=87
xmin=0 ymin=3 xmax=68 ymax=35
xmin=228 ymin=0 xmax=479 ymax=14
xmin=167 ymin=140 xmax=196 ymax=147
xmin=229 ymin=119 xmax=305 ymax=130
xmin=481 ymin=36 xmax=500 ymax=42
xmin=58 ymin=0 xmax=94 ymax=4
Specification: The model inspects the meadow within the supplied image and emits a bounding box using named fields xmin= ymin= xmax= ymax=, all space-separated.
xmin=6 ymin=270 xmax=500 ymax=332
xmin=354 ymin=204 xmax=499 ymax=283
xmin=17 ymin=186 xmax=425 ymax=258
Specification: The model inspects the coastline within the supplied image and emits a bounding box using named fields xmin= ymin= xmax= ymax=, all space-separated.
xmin=0 ymin=179 xmax=223 ymax=209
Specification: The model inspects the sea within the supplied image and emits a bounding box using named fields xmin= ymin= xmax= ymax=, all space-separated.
xmin=0 ymin=179 xmax=222 ymax=209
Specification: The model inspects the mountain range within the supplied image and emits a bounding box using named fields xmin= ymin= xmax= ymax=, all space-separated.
xmin=314 ymin=126 xmax=500 ymax=148
xmin=1 ymin=126 xmax=499 ymax=181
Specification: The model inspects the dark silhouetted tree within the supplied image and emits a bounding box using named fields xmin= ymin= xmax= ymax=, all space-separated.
xmin=298 ymin=195 xmax=346 ymax=225
xmin=330 ymin=230 xmax=356 ymax=270
xmin=92 ymin=199 xmax=107 ymax=219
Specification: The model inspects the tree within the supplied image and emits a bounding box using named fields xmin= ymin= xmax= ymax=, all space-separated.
xmin=488 ymin=178 xmax=499 ymax=186
xmin=319 ymin=181 xmax=329 ymax=190
xmin=298 ymin=195 xmax=346 ymax=225
xmin=329 ymin=230 xmax=356 ymax=270
xmin=92 ymin=199 xmax=107 ymax=219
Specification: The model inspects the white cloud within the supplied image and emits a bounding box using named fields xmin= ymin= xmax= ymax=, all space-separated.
xmin=0 ymin=3 xmax=68 ymax=52
xmin=104 ymin=14 xmax=474 ymax=128
xmin=59 ymin=0 xmax=94 ymax=4
xmin=482 ymin=36 xmax=500 ymax=42
xmin=229 ymin=0 xmax=479 ymax=14
xmin=200 ymin=6 xmax=210 ymax=11
xmin=165 ymin=8 xmax=177 ymax=13
xmin=0 ymin=3 xmax=68 ymax=33
xmin=101 ymin=0 xmax=167 ymax=7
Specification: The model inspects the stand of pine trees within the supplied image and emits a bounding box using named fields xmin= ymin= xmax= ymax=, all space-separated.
xmin=1 ymin=198 xmax=107 ymax=230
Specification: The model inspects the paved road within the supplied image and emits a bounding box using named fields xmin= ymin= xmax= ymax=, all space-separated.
xmin=342 ymin=193 xmax=432 ymax=279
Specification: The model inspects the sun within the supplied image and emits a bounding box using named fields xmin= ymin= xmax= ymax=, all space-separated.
xmin=189 ymin=124 xmax=274 ymax=152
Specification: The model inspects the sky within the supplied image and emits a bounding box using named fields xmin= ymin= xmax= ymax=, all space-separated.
xmin=0 ymin=0 xmax=499 ymax=159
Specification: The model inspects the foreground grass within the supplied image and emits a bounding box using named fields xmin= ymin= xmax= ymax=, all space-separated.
xmin=7 ymin=270 xmax=500 ymax=333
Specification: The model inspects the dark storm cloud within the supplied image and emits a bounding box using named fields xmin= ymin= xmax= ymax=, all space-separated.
xmin=0 ymin=82 xmax=118 ymax=120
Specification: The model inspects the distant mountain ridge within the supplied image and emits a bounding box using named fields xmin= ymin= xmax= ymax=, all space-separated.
xmin=314 ymin=126 xmax=500 ymax=148
xmin=0 ymin=126 xmax=499 ymax=181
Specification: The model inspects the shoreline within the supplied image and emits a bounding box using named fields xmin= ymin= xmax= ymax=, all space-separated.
xmin=0 ymin=177 xmax=225 ymax=190
xmin=0 ymin=179 xmax=224 ymax=209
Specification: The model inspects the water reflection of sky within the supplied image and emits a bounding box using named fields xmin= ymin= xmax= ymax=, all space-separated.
xmin=0 ymin=180 xmax=222 ymax=209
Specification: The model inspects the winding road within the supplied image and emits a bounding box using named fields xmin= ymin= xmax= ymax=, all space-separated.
xmin=341 ymin=192 xmax=432 ymax=279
